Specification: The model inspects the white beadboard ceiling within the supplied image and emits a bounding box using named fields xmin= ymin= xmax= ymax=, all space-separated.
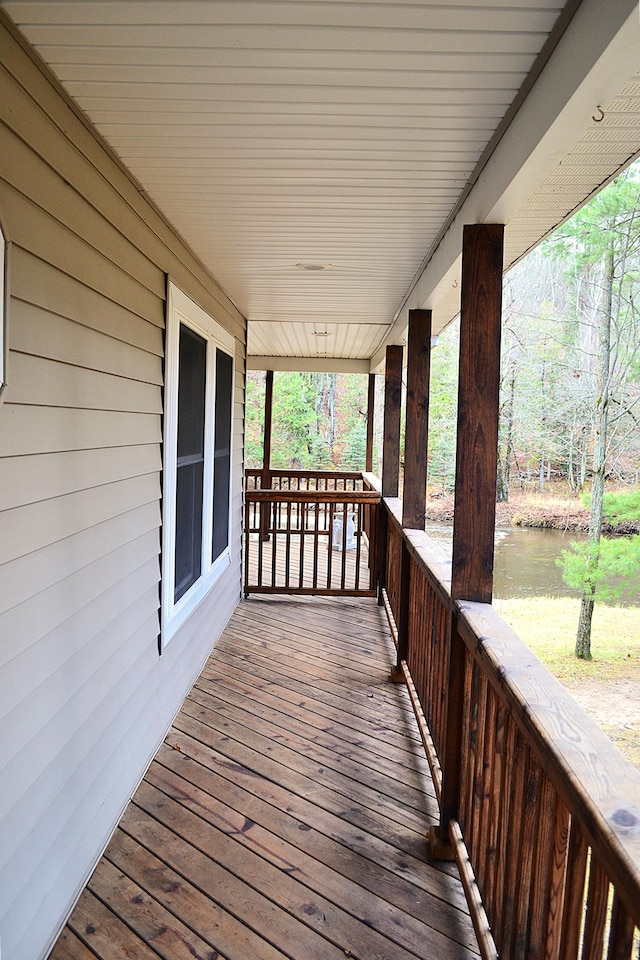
xmin=2 ymin=0 xmax=639 ymax=370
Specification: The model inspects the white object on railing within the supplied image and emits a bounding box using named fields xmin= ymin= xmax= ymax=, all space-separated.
xmin=331 ymin=512 xmax=356 ymax=550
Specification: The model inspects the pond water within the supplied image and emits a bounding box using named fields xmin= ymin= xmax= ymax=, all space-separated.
xmin=424 ymin=522 xmax=588 ymax=600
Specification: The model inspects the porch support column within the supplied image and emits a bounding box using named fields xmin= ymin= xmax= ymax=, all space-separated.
xmin=433 ymin=223 xmax=504 ymax=856
xmin=381 ymin=345 xmax=403 ymax=498
xmin=365 ymin=372 xmax=376 ymax=474
xmin=378 ymin=344 xmax=403 ymax=606
xmin=402 ymin=309 xmax=432 ymax=529
xmin=391 ymin=311 xmax=432 ymax=681
xmin=451 ymin=224 xmax=503 ymax=603
xmin=260 ymin=369 xmax=274 ymax=540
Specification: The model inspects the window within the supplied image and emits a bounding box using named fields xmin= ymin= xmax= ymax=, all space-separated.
xmin=162 ymin=283 xmax=235 ymax=645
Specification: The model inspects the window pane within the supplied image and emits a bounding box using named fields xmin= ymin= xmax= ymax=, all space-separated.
xmin=212 ymin=349 xmax=233 ymax=562
xmin=175 ymin=324 xmax=206 ymax=601
xmin=174 ymin=460 xmax=204 ymax=601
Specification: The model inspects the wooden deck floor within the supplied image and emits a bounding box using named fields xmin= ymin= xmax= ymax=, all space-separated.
xmin=49 ymin=595 xmax=480 ymax=960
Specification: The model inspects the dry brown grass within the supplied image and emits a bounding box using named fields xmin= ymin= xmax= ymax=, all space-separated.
xmin=426 ymin=484 xmax=590 ymax=529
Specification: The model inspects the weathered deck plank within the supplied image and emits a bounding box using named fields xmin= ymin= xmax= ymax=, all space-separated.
xmin=49 ymin=594 xmax=480 ymax=960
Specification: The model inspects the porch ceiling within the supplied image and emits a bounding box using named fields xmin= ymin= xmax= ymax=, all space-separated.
xmin=1 ymin=0 xmax=639 ymax=370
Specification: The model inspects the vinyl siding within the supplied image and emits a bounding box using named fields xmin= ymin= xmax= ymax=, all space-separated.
xmin=0 ymin=16 xmax=246 ymax=960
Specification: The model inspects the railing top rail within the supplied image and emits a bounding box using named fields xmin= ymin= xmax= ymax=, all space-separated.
xmin=382 ymin=496 xmax=452 ymax=606
xmin=246 ymin=489 xmax=380 ymax=503
xmin=362 ymin=472 xmax=381 ymax=492
xmin=456 ymin=598 xmax=640 ymax=923
xmin=245 ymin=468 xmax=365 ymax=480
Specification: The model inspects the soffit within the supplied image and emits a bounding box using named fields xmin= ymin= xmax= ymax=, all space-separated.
xmin=1 ymin=1 xmax=637 ymax=368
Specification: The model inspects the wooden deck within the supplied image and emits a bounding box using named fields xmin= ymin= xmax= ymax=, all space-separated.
xmin=49 ymin=595 xmax=480 ymax=960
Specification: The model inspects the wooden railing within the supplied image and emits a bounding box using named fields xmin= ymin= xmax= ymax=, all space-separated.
xmin=245 ymin=468 xmax=365 ymax=491
xmin=380 ymin=497 xmax=640 ymax=960
xmin=244 ymin=470 xmax=380 ymax=596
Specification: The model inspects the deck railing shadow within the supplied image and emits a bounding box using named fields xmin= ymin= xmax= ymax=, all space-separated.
xmin=244 ymin=469 xmax=640 ymax=960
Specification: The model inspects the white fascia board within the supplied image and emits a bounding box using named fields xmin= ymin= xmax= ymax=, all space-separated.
xmin=247 ymin=355 xmax=371 ymax=374
xmin=371 ymin=0 xmax=639 ymax=372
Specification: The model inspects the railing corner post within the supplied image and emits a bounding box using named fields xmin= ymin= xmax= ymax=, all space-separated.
xmin=377 ymin=503 xmax=388 ymax=606
xmin=390 ymin=538 xmax=410 ymax=684
xmin=431 ymin=605 xmax=465 ymax=855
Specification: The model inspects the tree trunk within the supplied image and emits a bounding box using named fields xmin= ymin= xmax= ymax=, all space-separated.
xmin=502 ymin=371 xmax=516 ymax=501
xmin=575 ymin=246 xmax=613 ymax=660
xmin=575 ymin=595 xmax=595 ymax=658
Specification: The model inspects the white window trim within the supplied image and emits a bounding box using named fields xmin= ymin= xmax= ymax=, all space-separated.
xmin=0 ymin=223 xmax=6 ymax=400
xmin=161 ymin=282 xmax=235 ymax=648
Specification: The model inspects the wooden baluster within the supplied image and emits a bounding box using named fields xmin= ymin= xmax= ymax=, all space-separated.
xmin=528 ymin=776 xmax=558 ymax=960
xmin=327 ymin=502 xmax=334 ymax=589
xmin=491 ymin=716 xmax=516 ymax=955
xmin=484 ymin=698 xmax=508 ymax=929
xmin=256 ymin=499 xmax=264 ymax=587
xmin=313 ymin=500 xmax=320 ymax=589
xmin=470 ymin=673 xmax=490 ymax=882
xmin=270 ymin=500 xmax=278 ymax=588
xmin=244 ymin=496 xmax=251 ymax=596
xmin=459 ymin=653 xmax=476 ymax=841
xmin=298 ymin=500 xmax=306 ymax=589
xmin=377 ymin=504 xmax=388 ymax=604
xmin=477 ymin=681 xmax=497 ymax=897
xmin=390 ymin=538 xmax=411 ymax=682
xmin=513 ymin=758 xmax=543 ymax=960
xmin=605 ymin=891 xmax=635 ymax=960
xmin=284 ymin=501 xmax=292 ymax=588
xmin=581 ymin=859 xmax=609 ymax=960
xmin=369 ymin=499 xmax=380 ymax=594
xmin=542 ymin=797 xmax=571 ymax=960
xmin=499 ymin=731 xmax=528 ymax=957
xmin=340 ymin=502 xmax=348 ymax=590
xmin=434 ymin=598 xmax=449 ymax=755
xmin=354 ymin=502 xmax=362 ymax=591
xmin=425 ymin=583 xmax=436 ymax=733
xmin=558 ymin=818 xmax=589 ymax=960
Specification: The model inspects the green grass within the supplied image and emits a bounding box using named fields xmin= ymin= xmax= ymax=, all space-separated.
xmin=493 ymin=596 xmax=640 ymax=680
xmin=494 ymin=597 xmax=640 ymax=768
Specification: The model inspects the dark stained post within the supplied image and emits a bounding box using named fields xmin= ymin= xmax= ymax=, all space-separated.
xmin=381 ymin=345 xmax=403 ymax=498
xmin=260 ymin=369 xmax=274 ymax=540
xmin=433 ymin=223 xmax=504 ymax=856
xmin=394 ymin=311 xmax=432 ymax=682
xmin=402 ymin=309 xmax=432 ymax=529
xmin=451 ymin=225 xmax=503 ymax=603
xmin=378 ymin=345 xmax=403 ymax=606
xmin=365 ymin=372 xmax=376 ymax=474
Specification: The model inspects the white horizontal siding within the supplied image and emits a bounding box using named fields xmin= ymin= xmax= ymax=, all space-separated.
xmin=0 ymin=502 xmax=159 ymax=613
xmin=0 ymin=15 xmax=246 ymax=960
xmin=1 ymin=476 xmax=159 ymax=566
xmin=0 ymin=445 xmax=161 ymax=511
xmin=10 ymin=250 xmax=165 ymax=349
xmin=10 ymin=298 xmax=163 ymax=382
xmin=1 ymin=405 xmax=162 ymax=456
xmin=9 ymin=352 xmax=162 ymax=412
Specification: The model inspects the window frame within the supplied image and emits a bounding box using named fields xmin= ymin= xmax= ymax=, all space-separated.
xmin=161 ymin=282 xmax=235 ymax=647
xmin=0 ymin=222 xmax=7 ymax=401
